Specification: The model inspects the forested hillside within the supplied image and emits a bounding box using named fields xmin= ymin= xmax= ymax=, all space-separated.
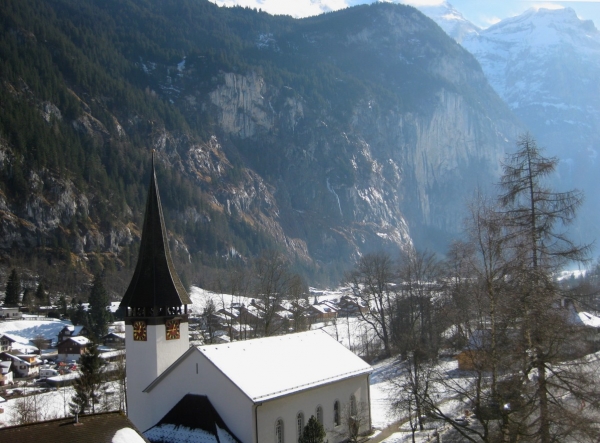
xmin=0 ymin=0 xmax=521 ymax=298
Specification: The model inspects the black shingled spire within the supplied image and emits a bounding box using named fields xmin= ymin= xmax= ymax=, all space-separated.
xmin=120 ymin=152 xmax=191 ymax=316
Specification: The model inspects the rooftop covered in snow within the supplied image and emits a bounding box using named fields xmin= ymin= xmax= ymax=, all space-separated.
xmin=148 ymin=329 xmax=372 ymax=402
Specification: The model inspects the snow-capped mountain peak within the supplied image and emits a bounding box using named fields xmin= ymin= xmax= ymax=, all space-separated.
xmin=416 ymin=1 xmax=480 ymax=42
xmin=457 ymin=5 xmax=600 ymax=249
xmin=481 ymin=7 xmax=599 ymax=51
xmin=461 ymin=7 xmax=600 ymax=102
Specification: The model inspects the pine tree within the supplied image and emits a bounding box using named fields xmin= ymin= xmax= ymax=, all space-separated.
xmin=4 ymin=268 xmax=21 ymax=307
xmin=70 ymin=299 xmax=90 ymax=329
xmin=88 ymin=275 xmax=111 ymax=340
xmin=21 ymin=288 xmax=33 ymax=309
xmin=35 ymin=282 xmax=47 ymax=306
xmin=58 ymin=295 xmax=68 ymax=317
xmin=70 ymin=344 xmax=106 ymax=415
xmin=299 ymin=415 xmax=326 ymax=443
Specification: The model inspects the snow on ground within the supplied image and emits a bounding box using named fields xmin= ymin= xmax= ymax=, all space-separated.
xmin=0 ymin=385 xmax=75 ymax=426
xmin=0 ymin=380 xmax=124 ymax=427
xmin=0 ymin=319 xmax=71 ymax=342
xmin=369 ymin=359 xmax=401 ymax=430
xmin=315 ymin=316 xmax=379 ymax=356
xmin=188 ymin=286 xmax=350 ymax=314
xmin=188 ymin=287 xmax=253 ymax=314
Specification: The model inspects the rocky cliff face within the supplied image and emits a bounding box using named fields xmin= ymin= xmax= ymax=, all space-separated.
xmin=0 ymin=134 xmax=135 ymax=262
xmin=0 ymin=1 xmax=524 ymax=282
xmin=189 ymin=4 xmax=521 ymax=256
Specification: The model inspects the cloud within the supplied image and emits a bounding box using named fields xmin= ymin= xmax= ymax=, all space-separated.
xmin=211 ymin=0 xmax=352 ymax=18
xmin=529 ymin=2 xmax=566 ymax=10
xmin=402 ymin=0 xmax=445 ymax=5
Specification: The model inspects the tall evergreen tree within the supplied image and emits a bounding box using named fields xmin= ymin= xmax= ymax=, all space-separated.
xmin=35 ymin=282 xmax=48 ymax=305
xmin=4 ymin=268 xmax=21 ymax=307
xmin=70 ymin=299 xmax=89 ymax=329
xmin=70 ymin=344 xmax=106 ymax=415
xmin=21 ymin=288 xmax=33 ymax=309
xmin=88 ymin=275 xmax=111 ymax=340
xmin=58 ymin=295 xmax=68 ymax=317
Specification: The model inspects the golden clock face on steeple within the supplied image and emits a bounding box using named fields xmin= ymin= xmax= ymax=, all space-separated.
xmin=133 ymin=320 xmax=147 ymax=341
xmin=165 ymin=319 xmax=180 ymax=340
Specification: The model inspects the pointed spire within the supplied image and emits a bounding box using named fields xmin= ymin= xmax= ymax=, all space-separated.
xmin=120 ymin=151 xmax=191 ymax=311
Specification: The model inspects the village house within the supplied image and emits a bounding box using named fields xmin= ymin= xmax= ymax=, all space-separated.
xmin=56 ymin=336 xmax=90 ymax=362
xmin=0 ymin=307 xmax=22 ymax=320
xmin=0 ymin=352 xmax=41 ymax=378
xmin=0 ymin=334 xmax=17 ymax=352
xmin=0 ymin=333 xmax=39 ymax=354
xmin=0 ymin=360 xmax=13 ymax=385
xmin=102 ymin=331 xmax=126 ymax=349
xmin=57 ymin=324 xmax=90 ymax=344
xmin=121 ymin=155 xmax=373 ymax=442
xmin=307 ymin=300 xmax=338 ymax=323
xmin=237 ymin=304 xmax=262 ymax=335
xmin=337 ymin=295 xmax=367 ymax=317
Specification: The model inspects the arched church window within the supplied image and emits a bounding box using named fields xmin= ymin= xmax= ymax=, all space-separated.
xmin=350 ymin=394 xmax=357 ymax=416
xmin=316 ymin=405 xmax=323 ymax=425
xmin=275 ymin=418 xmax=284 ymax=443
xmin=297 ymin=412 xmax=304 ymax=439
xmin=334 ymin=400 xmax=340 ymax=426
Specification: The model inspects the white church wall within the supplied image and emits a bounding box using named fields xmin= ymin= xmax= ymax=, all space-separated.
xmin=159 ymin=321 xmax=189 ymax=374
xmin=256 ymin=374 xmax=370 ymax=443
xmin=145 ymin=349 xmax=255 ymax=441
xmin=126 ymin=321 xmax=191 ymax=432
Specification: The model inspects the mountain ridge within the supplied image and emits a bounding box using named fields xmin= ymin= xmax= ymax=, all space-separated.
xmin=0 ymin=0 xmax=522 ymax=292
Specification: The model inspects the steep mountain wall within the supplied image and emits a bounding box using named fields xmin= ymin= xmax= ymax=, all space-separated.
xmin=192 ymin=4 xmax=521 ymax=255
xmin=0 ymin=0 xmax=523 ymax=285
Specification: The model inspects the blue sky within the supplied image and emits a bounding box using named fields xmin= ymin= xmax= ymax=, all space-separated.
xmin=211 ymin=0 xmax=600 ymax=29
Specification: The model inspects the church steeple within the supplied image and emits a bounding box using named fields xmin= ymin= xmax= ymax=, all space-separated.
xmin=120 ymin=151 xmax=191 ymax=317
xmin=122 ymin=152 xmax=192 ymax=431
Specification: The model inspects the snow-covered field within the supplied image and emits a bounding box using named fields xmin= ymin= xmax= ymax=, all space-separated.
xmin=0 ymin=380 xmax=124 ymax=427
xmin=0 ymin=319 xmax=70 ymax=342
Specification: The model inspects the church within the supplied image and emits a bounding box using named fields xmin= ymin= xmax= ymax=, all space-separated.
xmin=120 ymin=154 xmax=373 ymax=443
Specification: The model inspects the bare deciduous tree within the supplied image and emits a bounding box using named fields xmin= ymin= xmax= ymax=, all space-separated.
xmin=499 ymin=134 xmax=591 ymax=442
xmin=345 ymin=251 xmax=395 ymax=358
xmin=202 ymin=297 xmax=218 ymax=344
xmin=251 ymin=250 xmax=294 ymax=337
xmin=287 ymin=273 xmax=309 ymax=332
xmin=422 ymin=136 xmax=598 ymax=443
xmin=10 ymin=391 xmax=58 ymax=425
xmin=333 ymin=399 xmax=371 ymax=442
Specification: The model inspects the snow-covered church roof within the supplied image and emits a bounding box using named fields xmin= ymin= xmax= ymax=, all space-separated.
xmin=147 ymin=329 xmax=372 ymax=402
